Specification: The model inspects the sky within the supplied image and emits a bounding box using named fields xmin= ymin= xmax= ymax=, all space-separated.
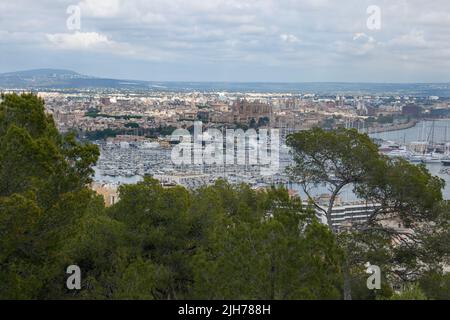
xmin=1 ymin=0 xmax=450 ymax=82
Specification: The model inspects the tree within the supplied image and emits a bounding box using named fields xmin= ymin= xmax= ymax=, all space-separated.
xmin=354 ymin=159 xmax=447 ymax=286
xmin=286 ymin=128 xmax=380 ymax=231
xmin=257 ymin=116 xmax=270 ymax=128
xmin=0 ymin=93 xmax=100 ymax=299
xmin=386 ymin=284 xmax=428 ymax=300
xmin=286 ymin=127 xmax=448 ymax=300
xmin=1 ymin=94 xmax=446 ymax=300
xmin=418 ymin=270 xmax=450 ymax=300
xmin=190 ymin=183 xmax=343 ymax=299
xmin=125 ymin=122 xmax=140 ymax=128
xmin=107 ymin=178 xmax=194 ymax=299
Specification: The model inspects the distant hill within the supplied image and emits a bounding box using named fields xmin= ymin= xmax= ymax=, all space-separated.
xmin=0 ymin=68 xmax=85 ymax=78
xmin=1 ymin=68 xmax=450 ymax=97
xmin=0 ymin=68 xmax=151 ymax=90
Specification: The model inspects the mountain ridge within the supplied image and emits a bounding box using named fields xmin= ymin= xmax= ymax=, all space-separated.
xmin=0 ymin=68 xmax=85 ymax=77
xmin=1 ymin=69 xmax=450 ymax=97
xmin=0 ymin=68 xmax=150 ymax=90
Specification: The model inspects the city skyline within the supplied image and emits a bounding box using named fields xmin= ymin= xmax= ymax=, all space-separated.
xmin=2 ymin=0 xmax=450 ymax=83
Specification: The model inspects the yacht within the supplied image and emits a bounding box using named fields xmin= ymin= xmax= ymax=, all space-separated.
xmin=422 ymin=153 xmax=444 ymax=163
xmin=441 ymin=155 xmax=450 ymax=166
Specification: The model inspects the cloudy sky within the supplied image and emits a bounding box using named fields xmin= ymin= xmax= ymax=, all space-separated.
xmin=1 ymin=0 xmax=450 ymax=82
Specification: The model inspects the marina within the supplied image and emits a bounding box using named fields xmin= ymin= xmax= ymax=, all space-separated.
xmin=93 ymin=138 xmax=292 ymax=190
xmin=93 ymin=119 xmax=450 ymax=201
xmin=371 ymin=119 xmax=450 ymax=198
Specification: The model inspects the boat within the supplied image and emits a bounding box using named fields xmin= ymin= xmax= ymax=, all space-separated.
xmin=384 ymin=146 xmax=410 ymax=159
xmin=422 ymin=153 xmax=444 ymax=163
xmin=407 ymin=153 xmax=425 ymax=163
xmin=442 ymin=159 xmax=450 ymax=167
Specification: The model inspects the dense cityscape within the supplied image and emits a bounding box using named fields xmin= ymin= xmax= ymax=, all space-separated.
xmin=2 ymin=80 xmax=450 ymax=230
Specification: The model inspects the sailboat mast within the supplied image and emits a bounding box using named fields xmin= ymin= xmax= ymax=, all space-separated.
xmin=445 ymin=121 xmax=448 ymax=143
xmin=431 ymin=120 xmax=435 ymax=149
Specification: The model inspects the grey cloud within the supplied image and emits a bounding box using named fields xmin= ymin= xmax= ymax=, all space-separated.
xmin=0 ymin=0 xmax=449 ymax=82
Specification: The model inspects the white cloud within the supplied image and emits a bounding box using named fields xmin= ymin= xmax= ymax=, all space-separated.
xmin=2 ymin=0 xmax=450 ymax=81
xmin=78 ymin=0 xmax=121 ymax=18
xmin=333 ymin=33 xmax=378 ymax=57
xmin=388 ymin=31 xmax=428 ymax=49
xmin=45 ymin=31 xmax=176 ymax=62
xmin=46 ymin=31 xmax=114 ymax=50
xmin=353 ymin=33 xmax=373 ymax=42
xmin=280 ymin=34 xmax=300 ymax=44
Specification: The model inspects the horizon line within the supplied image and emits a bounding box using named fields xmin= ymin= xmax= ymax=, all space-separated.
xmin=2 ymin=68 xmax=450 ymax=86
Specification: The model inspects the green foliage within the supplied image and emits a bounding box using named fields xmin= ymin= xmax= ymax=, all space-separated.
xmin=107 ymin=178 xmax=193 ymax=299
xmin=84 ymin=128 xmax=120 ymax=140
xmin=419 ymin=271 xmax=450 ymax=300
xmin=286 ymin=127 xmax=448 ymax=299
xmin=0 ymin=94 xmax=447 ymax=300
xmin=377 ymin=115 xmax=394 ymax=124
xmin=321 ymin=117 xmax=335 ymax=130
xmin=124 ymin=122 xmax=140 ymax=128
xmin=287 ymin=128 xmax=379 ymax=188
xmin=84 ymin=125 xmax=177 ymax=140
xmin=387 ymin=284 xmax=428 ymax=300
xmin=189 ymin=183 xmax=343 ymax=300
xmin=357 ymin=158 xmax=444 ymax=226
xmin=286 ymin=128 xmax=381 ymax=229
xmin=257 ymin=116 xmax=270 ymax=127
xmin=0 ymin=94 xmax=100 ymax=299
xmin=85 ymin=111 xmax=142 ymax=120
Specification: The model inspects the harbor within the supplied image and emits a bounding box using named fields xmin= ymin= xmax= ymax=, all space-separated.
xmin=93 ymin=120 xmax=450 ymax=201
xmin=370 ymin=119 xmax=450 ymax=198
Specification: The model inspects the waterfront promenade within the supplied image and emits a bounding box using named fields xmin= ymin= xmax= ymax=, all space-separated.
xmin=364 ymin=120 xmax=418 ymax=134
